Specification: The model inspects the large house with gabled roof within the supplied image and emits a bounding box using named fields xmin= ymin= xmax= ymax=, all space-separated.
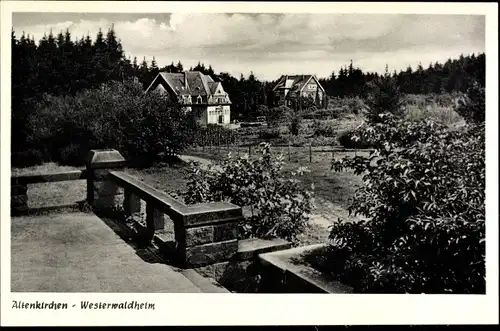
xmin=272 ymin=74 xmax=326 ymax=110
xmin=145 ymin=71 xmax=231 ymax=125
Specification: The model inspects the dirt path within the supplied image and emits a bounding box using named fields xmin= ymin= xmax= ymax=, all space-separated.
xmin=178 ymin=155 xmax=363 ymax=230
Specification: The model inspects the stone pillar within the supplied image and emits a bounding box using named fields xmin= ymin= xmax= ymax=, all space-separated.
xmin=11 ymin=183 xmax=28 ymax=215
xmin=143 ymin=203 xmax=166 ymax=244
xmin=178 ymin=204 xmax=243 ymax=268
xmin=123 ymin=188 xmax=141 ymax=219
xmin=146 ymin=204 xmax=165 ymax=231
xmin=86 ymin=149 xmax=127 ymax=214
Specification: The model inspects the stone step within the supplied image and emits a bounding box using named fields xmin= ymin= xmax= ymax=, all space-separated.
xmin=180 ymin=269 xmax=231 ymax=293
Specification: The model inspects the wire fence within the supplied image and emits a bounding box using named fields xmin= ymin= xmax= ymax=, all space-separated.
xmin=187 ymin=142 xmax=375 ymax=164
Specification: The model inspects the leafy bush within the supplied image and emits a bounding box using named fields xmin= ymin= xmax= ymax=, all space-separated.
xmin=284 ymin=134 xmax=310 ymax=147
xmin=240 ymin=122 xmax=265 ymax=128
xmin=312 ymin=120 xmax=337 ymax=138
xmin=337 ymin=127 xmax=373 ymax=149
xmin=57 ymin=143 xmax=87 ymax=166
xmin=344 ymin=97 xmax=366 ymax=115
xmin=183 ymin=143 xmax=313 ymax=242
xmin=455 ymin=81 xmax=485 ymax=124
xmin=303 ymin=108 xmax=338 ymax=120
xmin=288 ymin=112 xmax=302 ymax=136
xmin=193 ymin=124 xmax=236 ymax=147
xmin=11 ymin=149 xmax=46 ymax=168
xmin=318 ymin=76 xmax=486 ymax=293
xmin=27 ymin=79 xmax=198 ymax=167
xmin=266 ymin=106 xmax=291 ymax=127
xmin=326 ymin=97 xmax=485 ymax=293
xmin=258 ymin=128 xmax=281 ymax=140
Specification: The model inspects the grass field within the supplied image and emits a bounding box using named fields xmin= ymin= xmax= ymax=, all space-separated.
xmin=182 ymin=145 xmax=369 ymax=246
xmin=11 ymin=148 xmax=365 ymax=246
xmin=184 ymin=145 xmax=368 ymax=210
xmin=11 ymin=161 xmax=189 ymax=209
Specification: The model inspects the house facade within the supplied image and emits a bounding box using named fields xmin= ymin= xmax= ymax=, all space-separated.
xmin=272 ymin=74 xmax=326 ymax=110
xmin=145 ymin=71 xmax=231 ymax=125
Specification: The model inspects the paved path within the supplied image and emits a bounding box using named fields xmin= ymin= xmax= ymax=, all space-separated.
xmin=11 ymin=212 xmax=204 ymax=292
xmin=179 ymin=155 xmax=363 ymax=230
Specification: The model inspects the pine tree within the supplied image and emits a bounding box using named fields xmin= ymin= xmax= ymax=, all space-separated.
xmin=138 ymin=57 xmax=149 ymax=88
xmin=132 ymin=56 xmax=138 ymax=71
xmin=92 ymin=28 xmax=108 ymax=86
xmin=365 ymin=65 xmax=405 ymax=123
xmin=105 ymin=25 xmax=124 ymax=81
xmin=150 ymin=56 xmax=159 ymax=82
xmin=176 ymin=61 xmax=184 ymax=72
xmin=207 ymin=65 xmax=215 ymax=76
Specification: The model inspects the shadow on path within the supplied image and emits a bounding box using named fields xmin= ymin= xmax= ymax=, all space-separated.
xmin=92 ymin=209 xmax=165 ymax=265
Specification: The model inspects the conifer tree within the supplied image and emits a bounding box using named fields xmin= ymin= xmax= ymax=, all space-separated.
xmin=365 ymin=65 xmax=405 ymax=123
xmin=138 ymin=57 xmax=149 ymax=88
xmin=150 ymin=56 xmax=159 ymax=81
xmin=176 ymin=61 xmax=184 ymax=72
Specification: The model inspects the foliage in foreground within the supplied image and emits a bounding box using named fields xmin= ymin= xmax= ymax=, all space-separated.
xmin=324 ymin=84 xmax=485 ymax=293
xmin=27 ymin=79 xmax=198 ymax=167
xmin=183 ymin=143 xmax=313 ymax=242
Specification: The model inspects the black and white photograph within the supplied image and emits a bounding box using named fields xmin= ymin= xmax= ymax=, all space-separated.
xmin=1 ymin=1 xmax=498 ymax=327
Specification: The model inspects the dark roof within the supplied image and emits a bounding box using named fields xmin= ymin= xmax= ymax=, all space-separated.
xmin=272 ymin=74 xmax=316 ymax=92
xmin=149 ymin=71 xmax=222 ymax=97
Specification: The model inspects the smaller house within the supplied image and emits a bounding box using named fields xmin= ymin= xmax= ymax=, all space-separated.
xmin=145 ymin=71 xmax=232 ymax=126
xmin=272 ymin=74 xmax=326 ymax=110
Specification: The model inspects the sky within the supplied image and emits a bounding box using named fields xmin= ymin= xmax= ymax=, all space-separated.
xmin=12 ymin=12 xmax=485 ymax=81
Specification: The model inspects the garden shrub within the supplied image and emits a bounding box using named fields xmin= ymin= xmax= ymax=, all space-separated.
xmin=258 ymin=128 xmax=281 ymax=140
xmin=288 ymin=112 xmax=302 ymax=136
xmin=183 ymin=143 xmax=313 ymax=243
xmin=312 ymin=120 xmax=337 ymax=138
xmin=285 ymin=135 xmax=310 ymax=147
xmin=344 ymin=97 xmax=366 ymax=115
xmin=310 ymin=136 xmax=338 ymax=147
xmin=266 ymin=105 xmax=291 ymax=128
xmin=454 ymin=81 xmax=485 ymax=124
xmin=194 ymin=124 xmax=236 ymax=147
xmin=11 ymin=149 xmax=45 ymax=168
xmin=337 ymin=127 xmax=373 ymax=149
xmin=324 ymin=83 xmax=485 ymax=293
xmin=58 ymin=143 xmax=87 ymax=166
xmin=303 ymin=108 xmax=339 ymax=120
xmin=27 ymin=79 xmax=198 ymax=167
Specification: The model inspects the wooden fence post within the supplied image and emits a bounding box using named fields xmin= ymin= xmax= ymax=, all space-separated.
xmin=309 ymin=144 xmax=312 ymax=163
xmin=288 ymin=143 xmax=291 ymax=162
xmin=248 ymin=145 xmax=252 ymax=157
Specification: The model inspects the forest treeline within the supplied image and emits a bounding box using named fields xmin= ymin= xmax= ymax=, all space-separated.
xmin=12 ymin=26 xmax=485 ymax=155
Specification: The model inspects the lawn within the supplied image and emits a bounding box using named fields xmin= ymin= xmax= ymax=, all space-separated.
xmin=11 ymin=161 xmax=190 ymax=209
xmin=184 ymin=145 xmax=367 ymax=211
xmin=182 ymin=146 xmax=368 ymax=245
xmin=11 ymin=145 xmax=366 ymax=247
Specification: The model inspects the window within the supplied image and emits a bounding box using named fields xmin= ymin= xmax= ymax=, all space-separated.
xmin=197 ymin=96 xmax=202 ymax=104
